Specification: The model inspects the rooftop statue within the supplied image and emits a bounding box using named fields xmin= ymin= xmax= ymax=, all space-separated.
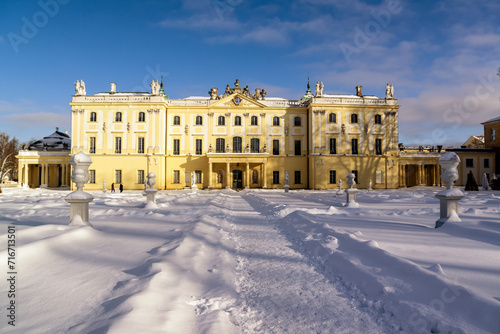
xmin=74 ymin=80 xmax=86 ymax=96
xmin=385 ymin=83 xmax=394 ymax=99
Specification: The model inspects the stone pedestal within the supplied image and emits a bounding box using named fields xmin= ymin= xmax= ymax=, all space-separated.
xmin=284 ymin=185 xmax=289 ymax=193
xmin=344 ymin=188 xmax=359 ymax=207
xmin=143 ymin=188 xmax=158 ymax=209
xmin=65 ymin=191 xmax=94 ymax=226
xmin=191 ymin=184 xmax=198 ymax=192
xmin=435 ymin=189 xmax=464 ymax=228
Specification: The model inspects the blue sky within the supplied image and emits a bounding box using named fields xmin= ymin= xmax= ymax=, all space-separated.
xmin=1 ymin=0 xmax=500 ymax=146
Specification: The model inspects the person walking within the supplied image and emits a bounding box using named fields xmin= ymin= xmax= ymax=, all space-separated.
xmin=111 ymin=183 xmax=115 ymax=192
xmin=119 ymin=183 xmax=123 ymax=193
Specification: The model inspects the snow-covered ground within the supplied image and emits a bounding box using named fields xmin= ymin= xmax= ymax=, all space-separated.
xmin=1 ymin=187 xmax=499 ymax=333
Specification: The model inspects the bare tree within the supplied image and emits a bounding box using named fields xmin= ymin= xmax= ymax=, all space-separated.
xmin=0 ymin=133 xmax=19 ymax=182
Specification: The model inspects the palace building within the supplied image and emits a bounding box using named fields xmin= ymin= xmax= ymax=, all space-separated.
xmin=18 ymin=78 xmax=451 ymax=190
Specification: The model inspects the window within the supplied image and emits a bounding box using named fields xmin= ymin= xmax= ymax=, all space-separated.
xmin=374 ymin=114 xmax=382 ymax=124
xmin=329 ymin=170 xmax=336 ymax=184
xmin=466 ymin=158 xmax=473 ymax=168
xmin=195 ymin=116 xmax=203 ymax=125
xmin=216 ymin=138 xmax=225 ymax=153
xmin=89 ymin=170 xmax=96 ymax=184
xmin=295 ymin=140 xmax=301 ymax=155
xmin=294 ymin=116 xmax=301 ymax=126
xmin=251 ymin=116 xmax=258 ymax=125
xmin=173 ymin=170 xmax=180 ymax=184
xmin=376 ymin=170 xmax=383 ymax=184
xmin=491 ymin=129 xmax=496 ymax=142
xmin=218 ymin=116 xmax=225 ymax=126
xmin=484 ymin=159 xmax=490 ymax=168
xmin=328 ymin=113 xmax=336 ymax=123
xmin=195 ymin=170 xmax=202 ymax=184
xmin=273 ymin=116 xmax=280 ymax=126
xmin=273 ymin=171 xmax=280 ymax=184
xmin=352 ymin=170 xmax=358 ymax=184
xmin=375 ymin=138 xmax=382 ymax=155
xmin=250 ymin=138 xmax=260 ymax=153
xmin=138 ymin=170 xmax=144 ymax=184
xmin=273 ymin=140 xmax=279 ymax=155
xmin=196 ymin=139 xmax=202 ymax=155
xmin=234 ymin=116 xmax=242 ymax=126
xmin=351 ymin=113 xmax=358 ymax=123
xmin=89 ymin=137 xmax=96 ymax=154
xmin=329 ymin=138 xmax=336 ymax=154
xmin=115 ymin=170 xmax=122 ymax=184
xmin=115 ymin=112 xmax=122 ymax=122
xmin=351 ymin=138 xmax=358 ymax=154
xmin=115 ymin=137 xmax=122 ymax=154
xmin=138 ymin=112 xmax=145 ymax=122
xmin=90 ymin=112 xmax=97 ymax=122
xmin=138 ymin=137 xmax=145 ymax=154
xmin=173 ymin=116 xmax=181 ymax=125
xmin=173 ymin=139 xmax=180 ymax=155
xmin=233 ymin=136 xmax=242 ymax=153
xmin=294 ymin=171 xmax=301 ymax=184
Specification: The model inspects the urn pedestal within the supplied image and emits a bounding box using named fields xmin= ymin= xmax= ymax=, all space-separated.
xmin=143 ymin=188 xmax=159 ymax=209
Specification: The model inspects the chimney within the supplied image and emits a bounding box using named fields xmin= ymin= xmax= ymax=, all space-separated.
xmin=110 ymin=82 xmax=117 ymax=94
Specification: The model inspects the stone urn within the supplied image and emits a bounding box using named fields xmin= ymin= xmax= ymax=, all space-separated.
xmin=65 ymin=152 xmax=94 ymax=226
xmin=435 ymin=152 xmax=464 ymax=228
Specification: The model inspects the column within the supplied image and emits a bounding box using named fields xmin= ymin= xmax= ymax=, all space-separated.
xmin=263 ymin=162 xmax=267 ymax=188
xmin=433 ymin=165 xmax=438 ymax=186
xmin=417 ymin=165 xmax=421 ymax=185
xmin=245 ymin=163 xmax=250 ymax=189
xmin=45 ymin=164 xmax=49 ymax=185
xmin=208 ymin=162 xmax=213 ymax=188
xmin=24 ymin=163 xmax=29 ymax=187
xmin=226 ymin=163 xmax=230 ymax=188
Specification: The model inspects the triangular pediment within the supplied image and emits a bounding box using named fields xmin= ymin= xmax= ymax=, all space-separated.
xmin=210 ymin=93 xmax=266 ymax=108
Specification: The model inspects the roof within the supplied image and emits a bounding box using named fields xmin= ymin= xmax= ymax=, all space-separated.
xmin=481 ymin=115 xmax=500 ymax=124
xmin=28 ymin=128 xmax=70 ymax=151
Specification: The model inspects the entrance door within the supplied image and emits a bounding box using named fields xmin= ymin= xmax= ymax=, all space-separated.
xmin=232 ymin=170 xmax=243 ymax=189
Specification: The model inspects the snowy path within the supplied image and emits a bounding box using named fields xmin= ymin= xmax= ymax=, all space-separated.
xmin=227 ymin=191 xmax=400 ymax=333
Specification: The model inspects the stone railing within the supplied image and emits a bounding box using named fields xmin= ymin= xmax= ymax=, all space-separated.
xmin=72 ymin=95 xmax=165 ymax=103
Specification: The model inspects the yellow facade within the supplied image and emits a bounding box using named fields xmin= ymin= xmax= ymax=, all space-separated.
xmin=66 ymin=80 xmax=408 ymax=190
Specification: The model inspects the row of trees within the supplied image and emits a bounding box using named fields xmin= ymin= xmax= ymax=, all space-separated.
xmin=0 ymin=133 xmax=19 ymax=183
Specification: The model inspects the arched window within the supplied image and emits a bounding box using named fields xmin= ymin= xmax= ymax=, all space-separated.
xmin=351 ymin=113 xmax=358 ymax=124
xmin=195 ymin=116 xmax=203 ymax=125
xmin=115 ymin=112 xmax=122 ymax=122
xmin=294 ymin=116 xmax=301 ymax=127
xmin=173 ymin=116 xmax=180 ymax=125
xmin=234 ymin=116 xmax=242 ymax=126
xmin=216 ymin=138 xmax=225 ymax=153
xmin=90 ymin=112 xmax=97 ymax=122
xmin=233 ymin=136 xmax=242 ymax=153
xmin=218 ymin=116 xmax=225 ymax=126
xmin=138 ymin=112 xmax=145 ymax=122
xmin=251 ymin=116 xmax=258 ymax=125
xmin=250 ymin=138 xmax=260 ymax=153
xmin=374 ymin=114 xmax=382 ymax=124
xmin=328 ymin=113 xmax=336 ymax=123
xmin=273 ymin=116 xmax=280 ymax=126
